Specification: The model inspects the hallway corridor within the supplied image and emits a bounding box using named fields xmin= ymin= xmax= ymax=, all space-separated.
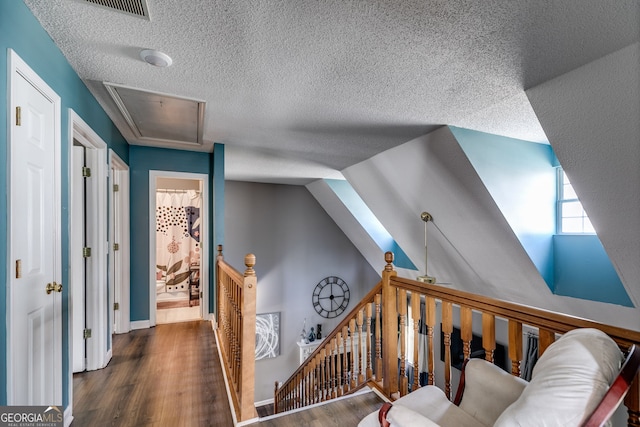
xmin=72 ymin=321 xmax=233 ymax=426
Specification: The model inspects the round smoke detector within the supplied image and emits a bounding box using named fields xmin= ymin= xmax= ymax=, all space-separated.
xmin=139 ymin=49 xmax=172 ymax=67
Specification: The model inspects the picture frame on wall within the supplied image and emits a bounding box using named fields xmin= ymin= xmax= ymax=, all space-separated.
xmin=255 ymin=312 xmax=280 ymax=360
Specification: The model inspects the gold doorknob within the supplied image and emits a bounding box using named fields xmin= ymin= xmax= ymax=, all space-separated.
xmin=46 ymin=282 xmax=63 ymax=294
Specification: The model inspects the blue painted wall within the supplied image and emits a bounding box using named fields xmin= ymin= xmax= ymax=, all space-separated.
xmin=325 ymin=179 xmax=417 ymax=270
xmin=554 ymin=235 xmax=632 ymax=306
xmin=212 ymin=143 xmax=225 ymax=312
xmin=0 ymin=1 xmax=129 ymax=407
xmin=129 ymin=146 xmax=212 ymax=321
xmin=452 ymin=126 xmax=631 ymax=306
xmin=451 ymin=126 xmax=557 ymax=286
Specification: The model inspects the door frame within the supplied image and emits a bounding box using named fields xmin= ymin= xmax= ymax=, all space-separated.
xmin=109 ymin=150 xmax=130 ymax=335
xmin=68 ymin=110 xmax=109 ymax=376
xmin=149 ymin=170 xmax=209 ymax=326
xmin=7 ymin=49 xmax=62 ymax=404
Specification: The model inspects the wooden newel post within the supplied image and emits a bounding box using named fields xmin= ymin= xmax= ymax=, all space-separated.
xmin=240 ymin=253 xmax=257 ymax=421
xmin=382 ymin=251 xmax=398 ymax=397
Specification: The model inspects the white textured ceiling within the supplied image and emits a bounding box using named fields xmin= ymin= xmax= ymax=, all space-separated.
xmin=23 ymin=0 xmax=640 ymax=184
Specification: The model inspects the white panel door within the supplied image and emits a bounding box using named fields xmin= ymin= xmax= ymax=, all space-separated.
xmin=10 ymin=68 xmax=61 ymax=405
xmin=71 ymin=145 xmax=86 ymax=373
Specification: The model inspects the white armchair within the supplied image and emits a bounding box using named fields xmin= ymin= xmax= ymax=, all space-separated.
xmin=359 ymin=328 xmax=640 ymax=427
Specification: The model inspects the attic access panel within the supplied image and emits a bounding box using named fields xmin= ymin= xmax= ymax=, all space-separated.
xmin=104 ymin=82 xmax=205 ymax=146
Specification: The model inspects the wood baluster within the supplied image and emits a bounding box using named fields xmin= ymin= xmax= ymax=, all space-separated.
xmin=375 ymin=293 xmax=383 ymax=381
xmin=307 ymin=358 xmax=312 ymax=407
xmin=295 ymin=372 xmax=299 ymax=409
xmin=426 ymin=296 xmax=436 ymax=386
xmin=460 ymin=306 xmax=472 ymax=362
xmin=325 ymin=347 xmax=329 ymax=401
xmin=357 ymin=309 xmax=365 ymax=384
xmin=301 ymin=365 xmax=307 ymax=407
xmin=442 ymin=301 xmax=453 ymax=399
xmin=411 ymin=292 xmax=421 ymax=392
xmin=274 ymin=381 xmax=279 ymax=414
xmin=325 ymin=346 xmax=331 ymax=401
xmin=366 ymin=302 xmax=374 ymax=380
xmin=300 ymin=371 xmax=304 ymax=408
xmin=350 ymin=318 xmax=357 ymax=389
xmin=331 ymin=337 xmax=338 ymax=398
xmin=539 ymin=329 xmax=555 ymax=356
xmin=336 ymin=332 xmax=344 ymax=396
xmin=314 ymin=354 xmax=321 ymax=404
xmin=320 ymin=348 xmax=327 ymax=402
xmin=399 ymin=289 xmax=408 ymax=396
xmin=307 ymin=363 xmax=312 ymax=406
xmin=625 ymin=372 xmax=640 ymax=427
xmin=482 ymin=313 xmax=496 ymax=363
xmin=342 ymin=326 xmax=349 ymax=392
xmin=312 ymin=356 xmax=318 ymax=404
xmin=508 ymin=320 xmax=523 ymax=377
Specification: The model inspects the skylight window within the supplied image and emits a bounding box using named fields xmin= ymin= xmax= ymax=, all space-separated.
xmin=558 ymin=169 xmax=594 ymax=234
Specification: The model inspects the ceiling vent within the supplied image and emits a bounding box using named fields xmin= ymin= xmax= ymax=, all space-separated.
xmin=82 ymin=0 xmax=150 ymax=19
xmin=104 ymin=82 xmax=205 ymax=146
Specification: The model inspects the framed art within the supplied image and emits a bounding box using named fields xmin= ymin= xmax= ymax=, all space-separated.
xmin=255 ymin=312 xmax=280 ymax=360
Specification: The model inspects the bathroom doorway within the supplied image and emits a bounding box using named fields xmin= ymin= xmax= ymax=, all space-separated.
xmin=149 ymin=171 xmax=209 ymax=325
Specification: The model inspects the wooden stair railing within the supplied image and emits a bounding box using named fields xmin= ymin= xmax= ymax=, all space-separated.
xmin=378 ymin=251 xmax=640 ymax=426
xmin=273 ymin=282 xmax=384 ymax=414
xmin=271 ymin=250 xmax=640 ymax=424
xmin=215 ymin=246 xmax=257 ymax=422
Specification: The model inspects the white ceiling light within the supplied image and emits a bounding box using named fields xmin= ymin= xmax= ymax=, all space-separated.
xmin=139 ymin=49 xmax=172 ymax=67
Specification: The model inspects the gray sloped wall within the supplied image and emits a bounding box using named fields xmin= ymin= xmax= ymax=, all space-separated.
xmin=309 ymin=122 xmax=638 ymax=330
xmin=527 ymin=42 xmax=640 ymax=312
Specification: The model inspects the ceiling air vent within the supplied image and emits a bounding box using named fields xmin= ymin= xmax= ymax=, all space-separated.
xmin=82 ymin=0 xmax=150 ymax=19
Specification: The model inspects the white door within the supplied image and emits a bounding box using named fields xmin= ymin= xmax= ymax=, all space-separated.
xmin=71 ymin=145 xmax=86 ymax=373
xmin=9 ymin=53 xmax=61 ymax=405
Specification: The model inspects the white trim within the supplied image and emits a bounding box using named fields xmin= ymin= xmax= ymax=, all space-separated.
xmin=7 ymin=49 xmax=62 ymax=405
xmin=109 ymin=150 xmax=131 ymax=335
xmin=68 ymin=109 xmax=109 ymax=376
xmin=254 ymin=398 xmax=274 ymax=407
xmin=149 ymin=170 xmax=209 ymax=326
xmin=130 ymin=320 xmax=151 ymax=330
xmin=63 ymin=406 xmax=73 ymax=427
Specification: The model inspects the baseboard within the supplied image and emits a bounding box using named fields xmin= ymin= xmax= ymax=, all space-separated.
xmin=130 ymin=320 xmax=151 ymax=330
xmin=64 ymin=405 xmax=73 ymax=427
xmin=254 ymin=398 xmax=274 ymax=407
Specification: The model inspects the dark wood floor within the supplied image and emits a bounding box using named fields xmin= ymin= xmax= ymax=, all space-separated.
xmin=246 ymin=392 xmax=383 ymax=427
xmin=72 ymin=320 xmax=234 ymax=426
xmin=72 ymin=320 xmax=383 ymax=426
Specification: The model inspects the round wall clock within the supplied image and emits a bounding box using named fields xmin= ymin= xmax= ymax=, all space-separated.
xmin=312 ymin=276 xmax=350 ymax=318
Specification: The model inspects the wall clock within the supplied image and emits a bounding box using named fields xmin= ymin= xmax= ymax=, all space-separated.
xmin=312 ymin=276 xmax=350 ymax=318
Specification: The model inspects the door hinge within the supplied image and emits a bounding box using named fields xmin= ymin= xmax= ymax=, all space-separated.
xmin=113 ymin=184 xmax=119 ymax=192
xmin=82 ymin=247 xmax=92 ymax=258
xmin=82 ymin=166 xmax=91 ymax=178
xmin=200 ymin=291 xmax=203 ymax=298
xmin=113 ymin=243 xmax=119 ymax=251
xmin=83 ymin=329 xmax=92 ymax=339
xmin=114 ymin=302 xmax=119 ymax=311
xmin=15 ymin=106 xmax=21 ymax=126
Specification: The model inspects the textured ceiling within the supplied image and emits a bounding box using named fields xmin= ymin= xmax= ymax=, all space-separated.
xmin=23 ymin=0 xmax=640 ymax=184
